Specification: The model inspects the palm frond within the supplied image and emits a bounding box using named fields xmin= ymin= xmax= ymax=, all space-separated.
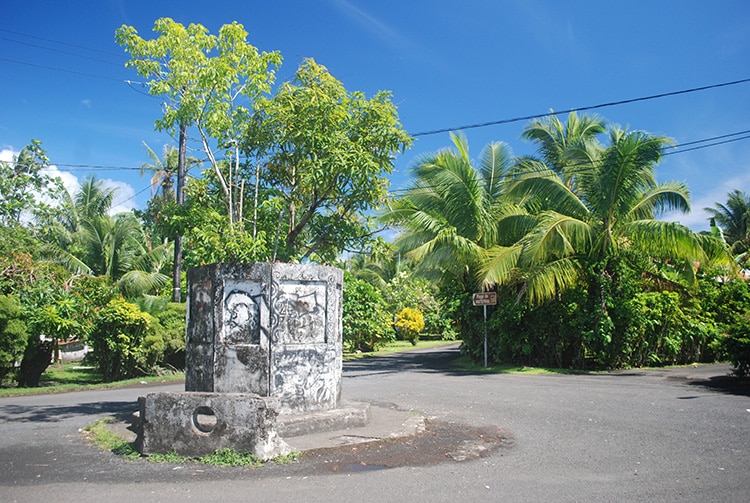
xmin=118 ymin=270 xmax=170 ymax=298
xmin=522 ymin=257 xmax=582 ymax=306
xmin=624 ymin=219 xmax=704 ymax=264
xmin=628 ymin=181 xmax=691 ymax=220
xmin=478 ymin=244 xmax=522 ymax=288
xmin=520 ymin=211 xmax=591 ymax=267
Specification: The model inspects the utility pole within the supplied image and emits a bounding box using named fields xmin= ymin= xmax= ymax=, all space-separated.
xmin=172 ymin=120 xmax=187 ymax=303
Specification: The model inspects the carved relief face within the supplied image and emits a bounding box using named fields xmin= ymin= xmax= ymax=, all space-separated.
xmin=224 ymin=290 xmax=259 ymax=344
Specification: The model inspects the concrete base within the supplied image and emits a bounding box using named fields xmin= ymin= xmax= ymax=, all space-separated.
xmin=280 ymin=404 xmax=427 ymax=452
xmin=276 ymin=401 xmax=370 ymax=437
xmin=137 ymin=392 xmax=291 ymax=460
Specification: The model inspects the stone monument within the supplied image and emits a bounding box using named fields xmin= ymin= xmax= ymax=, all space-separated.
xmin=136 ymin=262 xmax=351 ymax=459
xmin=185 ymin=262 xmax=343 ymax=412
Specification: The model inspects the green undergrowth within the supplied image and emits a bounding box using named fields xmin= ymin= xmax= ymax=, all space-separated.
xmin=84 ymin=417 xmax=299 ymax=467
xmin=83 ymin=418 xmax=140 ymax=460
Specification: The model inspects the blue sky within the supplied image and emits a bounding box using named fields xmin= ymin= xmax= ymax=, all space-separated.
xmin=1 ymin=0 xmax=749 ymax=230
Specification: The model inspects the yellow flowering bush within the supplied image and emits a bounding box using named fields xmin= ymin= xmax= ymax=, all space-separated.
xmin=395 ymin=307 xmax=425 ymax=346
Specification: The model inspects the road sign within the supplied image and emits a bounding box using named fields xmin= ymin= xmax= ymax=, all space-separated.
xmin=472 ymin=292 xmax=497 ymax=306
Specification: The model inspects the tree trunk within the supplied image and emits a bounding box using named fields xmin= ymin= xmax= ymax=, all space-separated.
xmin=172 ymin=121 xmax=187 ymax=303
xmin=17 ymin=337 xmax=53 ymax=388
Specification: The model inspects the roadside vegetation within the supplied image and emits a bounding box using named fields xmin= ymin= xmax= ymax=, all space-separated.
xmin=83 ymin=418 xmax=299 ymax=467
xmin=1 ymin=19 xmax=748 ymax=391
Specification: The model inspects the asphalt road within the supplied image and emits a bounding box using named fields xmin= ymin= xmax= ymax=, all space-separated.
xmin=1 ymin=344 xmax=749 ymax=502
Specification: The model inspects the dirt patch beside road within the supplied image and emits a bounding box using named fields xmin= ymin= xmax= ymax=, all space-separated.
xmin=293 ymin=419 xmax=512 ymax=473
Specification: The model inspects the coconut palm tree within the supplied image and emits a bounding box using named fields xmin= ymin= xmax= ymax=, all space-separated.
xmin=140 ymin=142 xmax=201 ymax=200
xmin=705 ymin=190 xmax=750 ymax=261
xmin=54 ymin=176 xmax=116 ymax=240
xmin=481 ymin=119 xmax=715 ymax=305
xmin=43 ymin=177 xmax=170 ymax=297
xmin=520 ymin=111 xmax=606 ymax=189
xmin=381 ymin=132 xmax=518 ymax=289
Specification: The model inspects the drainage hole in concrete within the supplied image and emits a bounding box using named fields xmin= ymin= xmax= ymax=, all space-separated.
xmin=193 ymin=406 xmax=218 ymax=434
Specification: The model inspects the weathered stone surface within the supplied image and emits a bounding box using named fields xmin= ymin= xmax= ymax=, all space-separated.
xmin=276 ymin=401 xmax=370 ymax=437
xmin=137 ymin=392 xmax=291 ymax=460
xmin=185 ymin=263 xmax=343 ymax=413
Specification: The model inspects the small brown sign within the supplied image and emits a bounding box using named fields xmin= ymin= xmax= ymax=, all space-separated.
xmin=472 ymin=292 xmax=497 ymax=306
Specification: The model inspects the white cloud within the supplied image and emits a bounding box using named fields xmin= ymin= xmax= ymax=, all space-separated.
xmin=3 ymin=143 xmax=138 ymax=216
xmin=41 ymin=165 xmax=80 ymax=197
xmin=103 ymin=178 xmax=137 ymax=215
xmin=0 ymin=147 xmax=14 ymax=163
xmin=81 ymin=99 xmax=92 ymax=108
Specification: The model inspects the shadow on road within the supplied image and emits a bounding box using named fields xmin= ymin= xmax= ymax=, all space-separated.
xmin=685 ymin=374 xmax=750 ymax=397
xmin=344 ymin=344 xmax=462 ymax=378
xmin=344 ymin=345 xmax=750 ymax=399
xmin=0 ymin=400 xmax=136 ymax=423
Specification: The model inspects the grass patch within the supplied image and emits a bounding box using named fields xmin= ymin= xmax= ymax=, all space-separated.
xmin=83 ymin=418 xmax=140 ymax=460
xmin=40 ymin=363 xmax=103 ymax=385
xmin=82 ymin=419 xmax=299 ymax=467
xmin=199 ymin=448 xmax=263 ymax=467
xmin=0 ymin=366 xmax=185 ymax=398
xmin=344 ymin=339 xmax=458 ymax=360
xmin=452 ymin=354 xmax=584 ymax=375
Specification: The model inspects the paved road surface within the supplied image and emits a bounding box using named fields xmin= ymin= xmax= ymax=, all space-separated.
xmin=1 ymin=344 xmax=749 ymax=502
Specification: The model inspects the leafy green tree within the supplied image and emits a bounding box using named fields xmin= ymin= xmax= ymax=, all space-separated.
xmin=520 ymin=111 xmax=606 ymax=189
xmin=0 ymin=244 xmax=76 ymax=386
xmin=482 ymin=120 xmax=715 ymax=305
xmin=175 ymin=176 xmax=270 ymax=266
xmin=135 ymin=295 xmax=187 ymax=370
xmin=137 ymin=143 xmax=202 ymax=248
xmin=467 ymin=115 xmax=733 ymax=368
xmin=116 ymin=18 xmax=282 ymax=227
xmin=722 ymin=313 xmax=750 ymax=378
xmin=254 ymin=59 xmax=412 ymax=262
xmin=72 ymin=213 xmax=170 ymax=297
xmin=0 ymin=140 xmax=64 ymax=226
xmin=41 ymin=177 xmax=171 ymax=298
xmin=344 ymin=249 xmax=457 ymax=340
xmin=705 ymin=190 xmax=750 ymax=262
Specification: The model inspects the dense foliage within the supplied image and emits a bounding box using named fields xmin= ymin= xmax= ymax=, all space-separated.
xmin=341 ymin=272 xmax=394 ymax=352
xmin=384 ymin=113 xmax=748 ymax=372
xmin=0 ymin=295 xmax=27 ymax=381
xmin=118 ymin=19 xmax=411 ymax=265
xmin=87 ymin=298 xmax=157 ymax=382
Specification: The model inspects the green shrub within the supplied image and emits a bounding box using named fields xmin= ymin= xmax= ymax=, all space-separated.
xmin=394 ymin=307 xmax=425 ymax=345
xmin=342 ymin=272 xmax=394 ymax=352
xmin=721 ymin=313 xmax=750 ymax=378
xmin=0 ymin=295 xmax=27 ymax=381
xmin=88 ymin=298 xmax=156 ymax=381
xmin=152 ymin=302 xmax=187 ymax=369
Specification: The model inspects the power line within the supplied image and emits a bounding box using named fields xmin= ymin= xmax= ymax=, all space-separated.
xmin=412 ymin=77 xmax=750 ymax=137
xmin=0 ymin=35 xmax=123 ymax=66
xmin=0 ymin=58 xmax=126 ymax=82
xmin=664 ymin=129 xmax=750 ymax=150
xmin=0 ymin=28 xmax=123 ymax=58
xmin=663 ymin=134 xmax=750 ymax=156
xmin=389 ymin=129 xmax=750 ymax=194
xmin=1 ymin=128 xmax=746 ymax=176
